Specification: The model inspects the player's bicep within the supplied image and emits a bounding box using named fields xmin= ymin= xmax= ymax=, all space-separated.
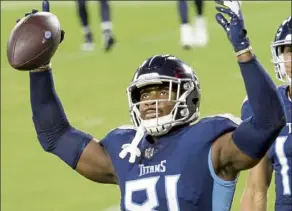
xmin=76 ymin=138 xmax=117 ymax=184
xmin=213 ymin=132 xmax=260 ymax=179
xmin=229 ymin=132 xmax=261 ymax=171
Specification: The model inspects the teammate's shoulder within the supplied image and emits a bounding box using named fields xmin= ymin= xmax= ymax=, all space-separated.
xmin=198 ymin=113 xmax=242 ymax=126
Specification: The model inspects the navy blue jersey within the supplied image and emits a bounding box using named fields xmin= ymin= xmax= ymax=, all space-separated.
xmin=241 ymin=85 xmax=292 ymax=211
xmin=100 ymin=115 xmax=240 ymax=211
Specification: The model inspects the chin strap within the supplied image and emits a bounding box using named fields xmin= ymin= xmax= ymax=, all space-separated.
xmin=141 ymin=114 xmax=173 ymax=136
xmin=119 ymin=125 xmax=146 ymax=163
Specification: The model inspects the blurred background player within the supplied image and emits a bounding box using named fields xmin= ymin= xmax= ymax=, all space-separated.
xmin=240 ymin=16 xmax=292 ymax=211
xmin=177 ymin=0 xmax=208 ymax=49
xmin=76 ymin=0 xmax=115 ymax=52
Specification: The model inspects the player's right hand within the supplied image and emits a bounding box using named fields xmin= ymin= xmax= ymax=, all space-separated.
xmin=7 ymin=9 xmax=65 ymax=71
xmin=16 ymin=9 xmax=65 ymax=44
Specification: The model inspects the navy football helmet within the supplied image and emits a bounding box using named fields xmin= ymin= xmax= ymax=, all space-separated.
xmin=127 ymin=54 xmax=201 ymax=136
xmin=271 ymin=16 xmax=291 ymax=84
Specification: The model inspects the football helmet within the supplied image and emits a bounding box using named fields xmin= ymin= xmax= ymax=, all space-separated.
xmin=271 ymin=16 xmax=292 ymax=84
xmin=127 ymin=54 xmax=201 ymax=136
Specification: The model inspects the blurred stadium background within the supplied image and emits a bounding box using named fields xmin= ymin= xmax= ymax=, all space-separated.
xmin=1 ymin=1 xmax=290 ymax=211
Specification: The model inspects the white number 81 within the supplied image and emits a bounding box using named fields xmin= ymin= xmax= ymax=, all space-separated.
xmin=125 ymin=174 xmax=181 ymax=211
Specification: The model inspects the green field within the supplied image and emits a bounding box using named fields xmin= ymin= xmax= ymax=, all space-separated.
xmin=1 ymin=1 xmax=290 ymax=211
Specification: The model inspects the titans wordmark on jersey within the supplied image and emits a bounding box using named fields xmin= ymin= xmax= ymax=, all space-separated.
xmin=100 ymin=114 xmax=240 ymax=211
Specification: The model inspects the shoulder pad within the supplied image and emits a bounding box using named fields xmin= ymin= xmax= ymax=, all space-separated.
xmin=100 ymin=125 xmax=136 ymax=147
xmin=96 ymin=125 xmax=135 ymax=142
xmin=217 ymin=113 xmax=242 ymax=125
xmin=204 ymin=113 xmax=242 ymax=125
xmin=106 ymin=125 xmax=137 ymax=137
xmin=108 ymin=124 xmax=136 ymax=134
xmin=117 ymin=125 xmax=136 ymax=130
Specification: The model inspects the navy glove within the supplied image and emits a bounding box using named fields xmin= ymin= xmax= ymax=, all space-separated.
xmin=215 ymin=3 xmax=250 ymax=53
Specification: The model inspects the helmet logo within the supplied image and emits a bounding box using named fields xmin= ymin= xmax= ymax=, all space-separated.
xmin=137 ymin=73 xmax=160 ymax=80
xmin=173 ymin=68 xmax=184 ymax=78
xmin=287 ymin=16 xmax=292 ymax=31
xmin=276 ymin=27 xmax=283 ymax=40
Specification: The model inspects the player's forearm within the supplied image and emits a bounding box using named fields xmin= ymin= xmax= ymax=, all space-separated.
xmin=238 ymin=54 xmax=285 ymax=126
xmin=232 ymin=53 xmax=286 ymax=159
xmin=30 ymin=68 xmax=93 ymax=168
xmin=241 ymin=201 xmax=267 ymax=211
xmin=30 ymin=68 xmax=70 ymax=146
xmin=241 ymin=191 xmax=267 ymax=211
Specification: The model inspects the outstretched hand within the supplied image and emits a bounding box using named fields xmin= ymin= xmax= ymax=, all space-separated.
xmin=215 ymin=1 xmax=250 ymax=53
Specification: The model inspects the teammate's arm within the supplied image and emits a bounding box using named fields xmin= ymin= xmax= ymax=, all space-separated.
xmin=212 ymin=4 xmax=286 ymax=180
xmin=240 ymin=155 xmax=273 ymax=211
xmin=30 ymin=67 xmax=116 ymax=184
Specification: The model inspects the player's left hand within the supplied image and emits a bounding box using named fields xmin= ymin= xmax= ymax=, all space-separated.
xmin=16 ymin=9 xmax=65 ymax=44
xmin=215 ymin=2 xmax=250 ymax=53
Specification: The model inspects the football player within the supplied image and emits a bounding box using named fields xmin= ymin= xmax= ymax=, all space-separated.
xmin=76 ymin=0 xmax=115 ymax=51
xmin=240 ymin=16 xmax=292 ymax=211
xmin=16 ymin=3 xmax=286 ymax=211
xmin=177 ymin=0 xmax=208 ymax=48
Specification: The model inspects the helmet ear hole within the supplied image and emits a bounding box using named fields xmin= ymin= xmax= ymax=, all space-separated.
xmin=279 ymin=46 xmax=285 ymax=54
xmin=192 ymin=98 xmax=199 ymax=105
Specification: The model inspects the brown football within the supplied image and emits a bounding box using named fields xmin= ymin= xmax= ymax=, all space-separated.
xmin=7 ymin=12 xmax=61 ymax=71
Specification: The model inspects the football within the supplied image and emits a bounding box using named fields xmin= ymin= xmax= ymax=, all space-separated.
xmin=7 ymin=12 xmax=61 ymax=71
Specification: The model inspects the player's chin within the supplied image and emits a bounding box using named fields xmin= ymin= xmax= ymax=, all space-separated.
xmin=141 ymin=113 xmax=163 ymax=120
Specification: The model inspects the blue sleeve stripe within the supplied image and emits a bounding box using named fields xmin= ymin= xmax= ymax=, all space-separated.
xmin=208 ymin=148 xmax=238 ymax=186
xmin=208 ymin=148 xmax=238 ymax=211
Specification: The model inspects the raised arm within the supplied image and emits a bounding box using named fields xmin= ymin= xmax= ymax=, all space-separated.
xmin=211 ymin=3 xmax=286 ymax=180
xmin=30 ymin=65 xmax=116 ymax=184
xmin=7 ymin=9 xmax=116 ymax=184
xmin=240 ymin=155 xmax=273 ymax=211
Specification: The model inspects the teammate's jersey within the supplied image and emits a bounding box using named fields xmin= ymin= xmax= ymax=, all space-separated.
xmin=241 ymin=85 xmax=292 ymax=211
xmin=100 ymin=115 xmax=239 ymax=211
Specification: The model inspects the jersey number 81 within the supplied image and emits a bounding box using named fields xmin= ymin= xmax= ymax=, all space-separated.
xmin=125 ymin=174 xmax=181 ymax=211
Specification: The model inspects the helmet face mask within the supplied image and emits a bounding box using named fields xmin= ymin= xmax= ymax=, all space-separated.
xmin=271 ymin=16 xmax=292 ymax=85
xmin=127 ymin=55 xmax=201 ymax=136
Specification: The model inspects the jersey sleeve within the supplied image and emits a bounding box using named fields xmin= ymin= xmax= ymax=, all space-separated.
xmin=215 ymin=114 xmax=240 ymax=136
xmin=241 ymin=96 xmax=253 ymax=120
xmin=201 ymin=113 xmax=241 ymax=140
xmin=99 ymin=125 xmax=136 ymax=178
